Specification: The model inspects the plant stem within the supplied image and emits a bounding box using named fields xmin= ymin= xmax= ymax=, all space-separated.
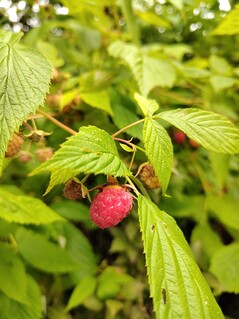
xmin=112 ymin=118 xmax=145 ymax=138
xmin=128 ymin=175 xmax=150 ymax=199
xmin=38 ymin=109 xmax=77 ymax=135
xmin=113 ymin=137 xmax=145 ymax=153
xmin=119 ymin=0 xmax=140 ymax=45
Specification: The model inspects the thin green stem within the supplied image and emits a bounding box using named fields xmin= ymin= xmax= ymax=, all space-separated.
xmin=129 ymin=148 xmax=136 ymax=172
xmin=31 ymin=118 xmax=37 ymax=131
xmin=38 ymin=109 xmax=77 ymax=135
xmin=120 ymin=0 xmax=140 ymax=45
xmin=112 ymin=118 xmax=145 ymax=138
xmin=9 ymin=233 xmax=18 ymax=250
xmin=127 ymin=175 xmax=150 ymax=199
xmin=113 ymin=137 xmax=145 ymax=153
xmin=125 ymin=176 xmax=140 ymax=196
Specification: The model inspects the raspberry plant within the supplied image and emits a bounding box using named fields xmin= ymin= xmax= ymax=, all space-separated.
xmin=1 ymin=2 xmax=239 ymax=319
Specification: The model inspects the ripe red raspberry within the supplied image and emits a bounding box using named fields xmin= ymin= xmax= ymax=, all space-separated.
xmin=90 ymin=186 xmax=133 ymax=229
xmin=173 ymin=130 xmax=186 ymax=144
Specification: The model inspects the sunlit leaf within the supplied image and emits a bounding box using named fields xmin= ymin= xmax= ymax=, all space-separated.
xmin=138 ymin=195 xmax=224 ymax=319
xmin=212 ymin=4 xmax=239 ymax=35
xmin=0 ymin=30 xmax=53 ymax=174
xmin=159 ymin=108 xmax=239 ymax=154
xmin=30 ymin=126 xmax=130 ymax=183
xmin=143 ymin=118 xmax=173 ymax=194
xmin=134 ymin=93 xmax=159 ymax=117
xmin=0 ymin=187 xmax=64 ymax=224
xmin=108 ymin=41 xmax=176 ymax=97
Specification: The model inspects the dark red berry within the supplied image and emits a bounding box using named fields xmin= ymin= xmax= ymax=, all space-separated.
xmin=173 ymin=131 xmax=186 ymax=144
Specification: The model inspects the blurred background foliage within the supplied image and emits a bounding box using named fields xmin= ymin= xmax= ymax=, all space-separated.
xmin=1 ymin=0 xmax=239 ymax=318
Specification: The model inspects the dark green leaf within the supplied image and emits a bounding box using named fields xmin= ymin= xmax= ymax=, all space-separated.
xmin=0 ymin=275 xmax=42 ymax=319
xmin=16 ymin=228 xmax=78 ymax=273
xmin=0 ymin=244 xmax=28 ymax=304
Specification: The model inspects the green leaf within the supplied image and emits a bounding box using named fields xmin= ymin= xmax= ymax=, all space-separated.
xmin=0 ymin=187 xmax=65 ymax=224
xmin=207 ymin=193 xmax=239 ymax=230
xmin=211 ymin=4 xmax=239 ymax=35
xmin=209 ymin=55 xmax=232 ymax=75
xmin=0 ymin=30 xmax=53 ymax=174
xmin=36 ymin=40 xmax=64 ymax=67
xmin=30 ymin=126 xmax=130 ymax=179
xmin=16 ymin=228 xmax=78 ymax=273
xmin=160 ymin=195 xmax=205 ymax=220
xmin=80 ymin=90 xmax=113 ymax=116
xmin=168 ymin=0 xmax=183 ymax=10
xmin=158 ymin=108 xmax=239 ymax=154
xmin=136 ymin=10 xmax=171 ymax=28
xmin=65 ymin=276 xmax=97 ymax=311
xmin=143 ymin=118 xmax=173 ymax=194
xmin=191 ymin=224 xmax=223 ymax=259
xmin=138 ymin=195 xmax=224 ymax=319
xmin=97 ymin=267 xmax=133 ymax=301
xmin=108 ymin=41 xmax=175 ymax=97
xmin=0 ymin=244 xmax=28 ymax=304
xmin=110 ymin=90 xmax=143 ymax=140
xmin=209 ymin=76 xmax=237 ymax=93
xmin=44 ymin=168 xmax=77 ymax=194
xmin=209 ymin=153 xmax=230 ymax=189
xmin=0 ymin=276 xmax=42 ymax=319
xmin=58 ymin=223 xmax=97 ymax=278
xmin=210 ymin=243 xmax=239 ymax=293
xmin=134 ymin=93 xmax=159 ymax=117
xmin=51 ymin=200 xmax=91 ymax=224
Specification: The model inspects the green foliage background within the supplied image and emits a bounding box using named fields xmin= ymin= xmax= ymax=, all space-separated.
xmin=0 ymin=1 xmax=239 ymax=318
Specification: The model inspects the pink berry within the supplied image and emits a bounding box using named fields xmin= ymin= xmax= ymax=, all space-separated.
xmin=173 ymin=131 xmax=186 ymax=144
xmin=90 ymin=186 xmax=133 ymax=229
